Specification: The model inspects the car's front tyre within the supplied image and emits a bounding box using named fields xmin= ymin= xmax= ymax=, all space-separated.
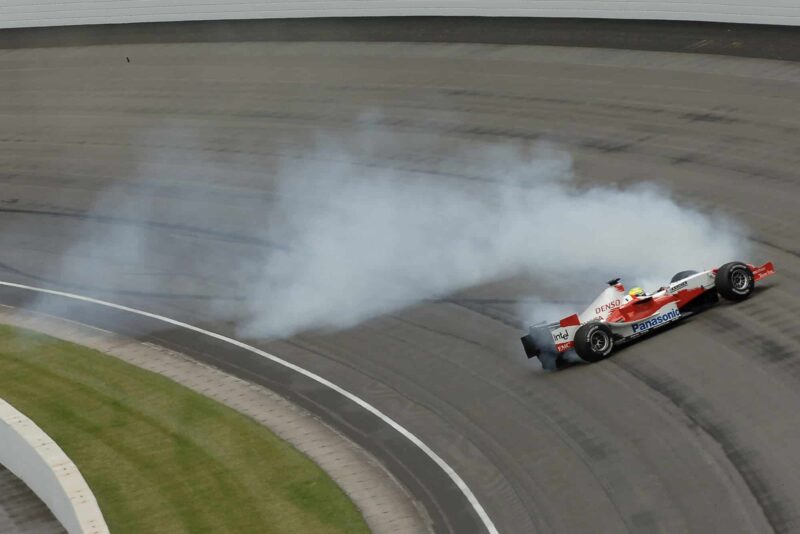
xmin=670 ymin=270 xmax=698 ymax=283
xmin=715 ymin=261 xmax=755 ymax=301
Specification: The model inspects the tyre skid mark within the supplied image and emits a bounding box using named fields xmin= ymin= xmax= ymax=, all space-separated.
xmin=0 ymin=207 xmax=287 ymax=251
xmin=613 ymin=360 xmax=792 ymax=533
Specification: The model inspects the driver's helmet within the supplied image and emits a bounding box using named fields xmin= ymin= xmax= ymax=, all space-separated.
xmin=629 ymin=287 xmax=646 ymax=298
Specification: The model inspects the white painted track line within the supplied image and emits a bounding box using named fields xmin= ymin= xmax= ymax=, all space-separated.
xmin=0 ymin=280 xmax=499 ymax=534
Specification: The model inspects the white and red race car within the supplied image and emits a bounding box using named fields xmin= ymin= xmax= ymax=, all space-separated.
xmin=521 ymin=260 xmax=775 ymax=370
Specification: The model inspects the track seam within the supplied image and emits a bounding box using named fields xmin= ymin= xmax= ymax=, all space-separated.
xmin=610 ymin=359 xmax=787 ymax=533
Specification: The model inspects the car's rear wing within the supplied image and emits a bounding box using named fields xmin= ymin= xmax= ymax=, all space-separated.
xmin=521 ymin=326 xmax=568 ymax=370
xmin=521 ymin=333 xmax=543 ymax=359
xmin=521 ymin=314 xmax=582 ymax=361
xmin=521 ymin=321 xmax=559 ymax=359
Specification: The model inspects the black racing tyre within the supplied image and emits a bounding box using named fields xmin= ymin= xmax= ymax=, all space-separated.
xmin=671 ymin=270 xmax=698 ymax=283
xmin=715 ymin=261 xmax=754 ymax=301
xmin=574 ymin=323 xmax=615 ymax=363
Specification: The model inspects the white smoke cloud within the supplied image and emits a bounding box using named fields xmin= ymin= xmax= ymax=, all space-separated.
xmin=17 ymin=125 xmax=747 ymax=338
xmin=237 ymin=134 xmax=746 ymax=337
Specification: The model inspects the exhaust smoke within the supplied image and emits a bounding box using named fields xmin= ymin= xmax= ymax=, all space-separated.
xmin=236 ymin=137 xmax=745 ymax=337
xmin=16 ymin=128 xmax=747 ymax=339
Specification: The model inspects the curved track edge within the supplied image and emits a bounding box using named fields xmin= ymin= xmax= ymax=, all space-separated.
xmin=0 ymin=280 xmax=497 ymax=534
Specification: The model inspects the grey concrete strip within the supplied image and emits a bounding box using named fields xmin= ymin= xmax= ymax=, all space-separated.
xmin=0 ymin=464 xmax=64 ymax=534
xmin=0 ymin=305 xmax=431 ymax=534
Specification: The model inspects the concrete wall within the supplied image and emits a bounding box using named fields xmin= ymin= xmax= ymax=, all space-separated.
xmin=0 ymin=399 xmax=108 ymax=534
xmin=0 ymin=1 xmax=798 ymax=29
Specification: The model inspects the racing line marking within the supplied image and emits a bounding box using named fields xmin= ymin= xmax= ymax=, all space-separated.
xmin=0 ymin=280 xmax=499 ymax=534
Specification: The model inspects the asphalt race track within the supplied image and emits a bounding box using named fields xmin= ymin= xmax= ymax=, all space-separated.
xmin=1 ymin=28 xmax=800 ymax=533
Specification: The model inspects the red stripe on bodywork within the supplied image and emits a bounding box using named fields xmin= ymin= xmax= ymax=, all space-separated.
xmin=559 ymin=314 xmax=581 ymax=327
xmin=674 ymin=287 xmax=706 ymax=309
xmin=608 ymin=294 xmax=678 ymax=323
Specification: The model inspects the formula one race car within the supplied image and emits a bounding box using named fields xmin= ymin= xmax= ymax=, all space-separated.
xmin=521 ymin=261 xmax=775 ymax=370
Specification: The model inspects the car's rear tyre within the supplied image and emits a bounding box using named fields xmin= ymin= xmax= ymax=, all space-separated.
xmin=715 ymin=261 xmax=754 ymax=301
xmin=671 ymin=270 xmax=698 ymax=283
xmin=574 ymin=323 xmax=614 ymax=363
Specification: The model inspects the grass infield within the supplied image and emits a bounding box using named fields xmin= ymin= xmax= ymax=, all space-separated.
xmin=0 ymin=324 xmax=369 ymax=534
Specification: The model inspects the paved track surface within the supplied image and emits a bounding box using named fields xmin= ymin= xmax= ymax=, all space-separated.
xmin=0 ymin=465 xmax=63 ymax=534
xmin=1 ymin=38 xmax=800 ymax=533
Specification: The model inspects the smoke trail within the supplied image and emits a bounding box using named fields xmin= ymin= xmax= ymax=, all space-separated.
xmin=237 ymin=137 xmax=746 ymax=337
xmin=14 ymin=126 xmax=747 ymax=338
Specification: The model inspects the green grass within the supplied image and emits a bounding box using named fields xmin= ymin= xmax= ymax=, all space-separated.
xmin=0 ymin=324 xmax=369 ymax=534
